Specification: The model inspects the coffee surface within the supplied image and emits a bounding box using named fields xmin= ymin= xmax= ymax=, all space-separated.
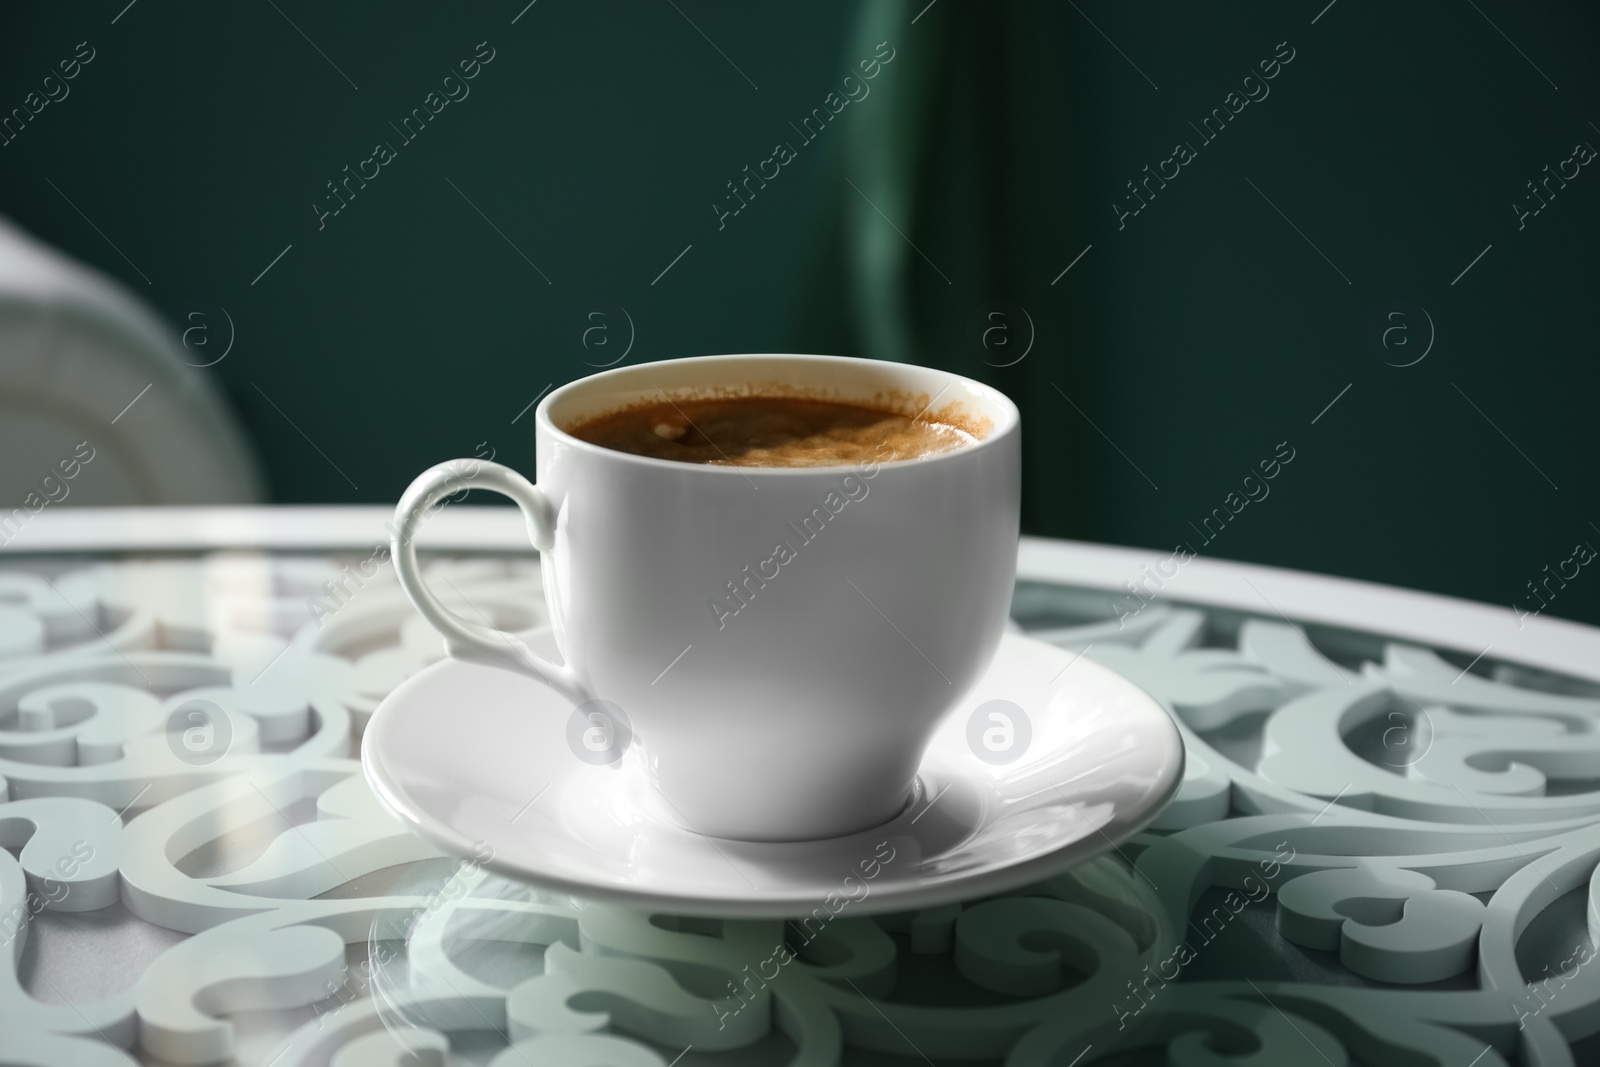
xmin=567 ymin=395 xmax=975 ymax=467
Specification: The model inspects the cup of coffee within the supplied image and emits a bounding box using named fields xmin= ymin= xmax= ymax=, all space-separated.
xmin=391 ymin=354 xmax=1019 ymax=841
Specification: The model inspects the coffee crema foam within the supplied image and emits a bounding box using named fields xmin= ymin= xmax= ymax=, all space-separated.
xmin=565 ymin=395 xmax=979 ymax=468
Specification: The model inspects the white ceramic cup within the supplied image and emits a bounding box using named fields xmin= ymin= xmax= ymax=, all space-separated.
xmin=391 ymin=354 xmax=1020 ymax=841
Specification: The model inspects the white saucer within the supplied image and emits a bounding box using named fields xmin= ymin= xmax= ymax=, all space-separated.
xmin=362 ymin=629 xmax=1183 ymax=917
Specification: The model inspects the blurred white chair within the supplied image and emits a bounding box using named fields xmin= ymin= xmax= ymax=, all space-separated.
xmin=0 ymin=216 xmax=263 ymax=513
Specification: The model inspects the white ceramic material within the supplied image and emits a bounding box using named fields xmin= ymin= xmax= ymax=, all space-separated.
xmin=391 ymin=354 xmax=1021 ymax=841
xmin=363 ymin=628 xmax=1185 ymax=917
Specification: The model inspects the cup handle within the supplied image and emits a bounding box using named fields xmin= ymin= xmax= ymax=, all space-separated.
xmin=391 ymin=459 xmax=587 ymax=704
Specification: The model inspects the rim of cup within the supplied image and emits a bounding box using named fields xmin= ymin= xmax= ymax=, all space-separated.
xmin=533 ymin=352 xmax=1020 ymax=478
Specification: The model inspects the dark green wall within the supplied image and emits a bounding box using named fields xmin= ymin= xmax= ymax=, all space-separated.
xmin=2 ymin=1 xmax=1598 ymax=630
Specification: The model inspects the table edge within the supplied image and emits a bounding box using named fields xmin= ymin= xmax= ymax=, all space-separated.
xmin=4 ymin=506 xmax=1593 ymax=681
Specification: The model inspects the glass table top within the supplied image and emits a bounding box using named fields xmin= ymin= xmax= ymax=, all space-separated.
xmin=1 ymin=509 xmax=1597 ymax=1066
